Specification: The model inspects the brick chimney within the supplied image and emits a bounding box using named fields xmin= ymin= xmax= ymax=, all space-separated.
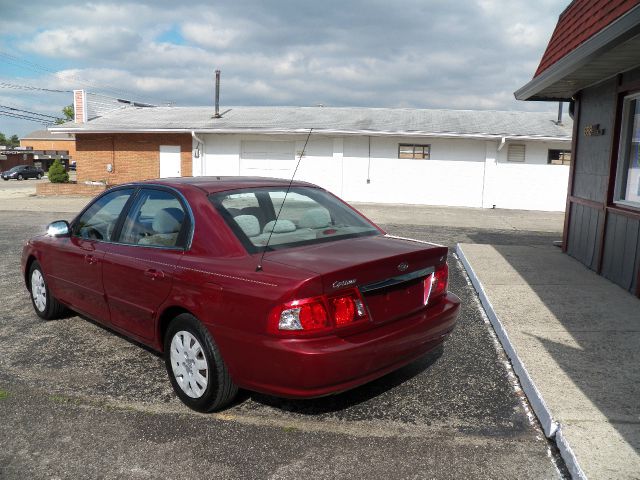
xmin=73 ymin=90 xmax=87 ymax=123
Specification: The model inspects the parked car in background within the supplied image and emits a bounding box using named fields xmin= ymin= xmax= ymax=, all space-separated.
xmin=2 ymin=165 xmax=44 ymax=181
xmin=21 ymin=177 xmax=460 ymax=412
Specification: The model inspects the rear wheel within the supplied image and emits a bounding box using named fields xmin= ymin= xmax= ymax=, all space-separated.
xmin=29 ymin=261 xmax=67 ymax=320
xmin=37 ymin=173 xmax=42 ymax=180
xmin=164 ymin=313 xmax=238 ymax=412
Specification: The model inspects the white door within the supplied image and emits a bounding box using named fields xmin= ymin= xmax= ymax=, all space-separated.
xmin=160 ymin=145 xmax=181 ymax=178
xmin=240 ymin=140 xmax=295 ymax=179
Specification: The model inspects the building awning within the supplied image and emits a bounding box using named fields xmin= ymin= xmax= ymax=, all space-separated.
xmin=515 ymin=4 xmax=640 ymax=101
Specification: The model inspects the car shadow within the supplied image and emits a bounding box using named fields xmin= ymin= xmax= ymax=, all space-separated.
xmin=239 ymin=345 xmax=443 ymax=415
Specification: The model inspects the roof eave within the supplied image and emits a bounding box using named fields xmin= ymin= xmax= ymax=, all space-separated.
xmin=48 ymin=126 xmax=570 ymax=142
xmin=515 ymin=4 xmax=640 ymax=101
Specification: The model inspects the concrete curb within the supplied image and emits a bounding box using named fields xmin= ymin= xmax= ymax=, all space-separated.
xmin=455 ymin=243 xmax=585 ymax=479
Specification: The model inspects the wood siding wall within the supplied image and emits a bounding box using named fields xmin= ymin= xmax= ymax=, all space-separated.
xmin=601 ymin=213 xmax=640 ymax=293
xmin=565 ymin=65 xmax=640 ymax=296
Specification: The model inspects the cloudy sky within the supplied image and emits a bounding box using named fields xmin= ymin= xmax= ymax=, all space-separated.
xmin=0 ymin=0 xmax=566 ymax=137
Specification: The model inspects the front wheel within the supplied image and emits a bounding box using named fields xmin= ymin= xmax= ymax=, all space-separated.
xmin=17 ymin=174 xmax=23 ymax=180
xmin=164 ymin=313 xmax=238 ymax=412
xmin=29 ymin=261 xmax=67 ymax=320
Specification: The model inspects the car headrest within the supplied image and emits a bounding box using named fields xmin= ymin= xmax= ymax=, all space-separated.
xmin=235 ymin=215 xmax=260 ymax=237
xmin=153 ymin=208 xmax=184 ymax=234
xmin=263 ymin=219 xmax=296 ymax=234
xmin=298 ymin=208 xmax=331 ymax=229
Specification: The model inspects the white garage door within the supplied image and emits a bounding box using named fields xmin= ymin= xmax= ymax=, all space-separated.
xmin=240 ymin=140 xmax=295 ymax=180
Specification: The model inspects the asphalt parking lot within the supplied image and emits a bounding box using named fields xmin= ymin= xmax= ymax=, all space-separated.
xmin=0 ymin=200 xmax=568 ymax=479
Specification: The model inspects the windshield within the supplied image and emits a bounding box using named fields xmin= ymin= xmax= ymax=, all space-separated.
xmin=8 ymin=166 xmax=24 ymax=172
xmin=210 ymin=187 xmax=380 ymax=252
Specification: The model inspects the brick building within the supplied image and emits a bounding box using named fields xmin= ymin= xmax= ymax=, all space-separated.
xmin=74 ymin=133 xmax=192 ymax=184
xmin=20 ymin=130 xmax=76 ymax=158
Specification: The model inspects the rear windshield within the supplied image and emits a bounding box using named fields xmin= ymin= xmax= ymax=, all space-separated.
xmin=210 ymin=187 xmax=380 ymax=252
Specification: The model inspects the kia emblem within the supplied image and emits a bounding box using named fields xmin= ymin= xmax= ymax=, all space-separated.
xmin=398 ymin=262 xmax=409 ymax=272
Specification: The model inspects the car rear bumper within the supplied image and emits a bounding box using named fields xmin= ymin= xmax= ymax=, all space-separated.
xmin=213 ymin=292 xmax=460 ymax=398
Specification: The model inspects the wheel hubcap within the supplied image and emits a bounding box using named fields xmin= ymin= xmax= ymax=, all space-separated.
xmin=170 ymin=331 xmax=209 ymax=398
xmin=31 ymin=269 xmax=47 ymax=312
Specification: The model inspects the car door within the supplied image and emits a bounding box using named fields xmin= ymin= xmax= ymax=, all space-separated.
xmin=47 ymin=188 xmax=135 ymax=322
xmin=103 ymin=187 xmax=190 ymax=342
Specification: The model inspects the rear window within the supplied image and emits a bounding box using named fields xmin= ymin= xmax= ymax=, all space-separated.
xmin=210 ymin=187 xmax=379 ymax=252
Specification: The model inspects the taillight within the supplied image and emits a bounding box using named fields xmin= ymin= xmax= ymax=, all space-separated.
xmin=269 ymin=289 xmax=368 ymax=335
xmin=424 ymin=263 xmax=448 ymax=305
xmin=432 ymin=263 xmax=448 ymax=299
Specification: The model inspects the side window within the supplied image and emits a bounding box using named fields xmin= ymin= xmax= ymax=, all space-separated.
xmin=73 ymin=189 xmax=134 ymax=241
xmin=119 ymin=189 xmax=187 ymax=248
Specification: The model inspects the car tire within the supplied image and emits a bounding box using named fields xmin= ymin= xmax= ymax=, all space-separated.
xmin=164 ymin=313 xmax=238 ymax=412
xmin=17 ymin=174 xmax=23 ymax=180
xmin=2 ymin=178 xmax=7 ymax=181
xmin=28 ymin=261 xmax=67 ymax=320
xmin=37 ymin=173 xmax=42 ymax=180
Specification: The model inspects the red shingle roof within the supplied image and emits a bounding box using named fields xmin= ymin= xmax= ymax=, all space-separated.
xmin=535 ymin=0 xmax=640 ymax=77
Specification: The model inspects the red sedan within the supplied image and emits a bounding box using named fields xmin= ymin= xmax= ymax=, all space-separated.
xmin=22 ymin=177 xmax=460 ymax=412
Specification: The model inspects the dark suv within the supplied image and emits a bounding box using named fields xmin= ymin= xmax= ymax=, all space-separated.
xmin=1 ymin=165 xmax=45 ymax=181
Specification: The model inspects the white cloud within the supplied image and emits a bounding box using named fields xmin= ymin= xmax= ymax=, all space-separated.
xmin=22 ymin=27 xmax=142 ymax=59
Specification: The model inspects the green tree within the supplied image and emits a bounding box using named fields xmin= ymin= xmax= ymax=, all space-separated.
xmin=0 ymin=133 xmax=19 ymax=147
xmin=47 ymin=158 xmax=69 ymax=183
xmin=55 ymin=104 xmax=74 ymax=124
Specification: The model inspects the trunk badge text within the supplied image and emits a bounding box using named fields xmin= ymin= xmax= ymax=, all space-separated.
xmin=397 ymin=262 xmax=409 ymax=272
xmin=332 ymin=279 xmax=357 ymax=289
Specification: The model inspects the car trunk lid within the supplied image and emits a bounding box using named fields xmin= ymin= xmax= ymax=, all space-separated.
xmin=264 ymin=235 xmax=448 ymax=325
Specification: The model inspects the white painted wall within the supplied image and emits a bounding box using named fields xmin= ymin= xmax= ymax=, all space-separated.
xmin=194 ymin=134 xmax=570 ymax=211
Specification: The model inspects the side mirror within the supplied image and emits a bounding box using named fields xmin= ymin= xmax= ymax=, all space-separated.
xmin=47 ymin=220 xmax=70 ymax=237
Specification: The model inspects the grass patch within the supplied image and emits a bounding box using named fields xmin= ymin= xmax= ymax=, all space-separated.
xmin=0 ymin=389 xmax=9 ymax=400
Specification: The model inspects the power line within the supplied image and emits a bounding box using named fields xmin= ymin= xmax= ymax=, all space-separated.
xmin=0 ymin=110 xmax=54 ymax=124
xmin=0 ymin=104 xmax=61 ymax=120
xmin=0 ymin=50 xmax=165 ymax=105
xmin=0 ymin=82 xmax=71 ymax=93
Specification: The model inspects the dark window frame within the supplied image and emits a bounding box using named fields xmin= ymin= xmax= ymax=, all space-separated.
xmin=614 ymin=91 xmax=640 ymax=209
xmin=398 ymin=143 xmax=431 ymax=160
xmin=548 ymin=149 xmax=572 ymax=165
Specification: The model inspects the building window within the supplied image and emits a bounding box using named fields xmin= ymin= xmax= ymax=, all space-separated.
xmin=548 ymin=149 xmax=571 ymax=165
xmin=507 ymin=144 xmax=525 ymax=162
xmin=398 ymin=144 xmax=430 ymax=159
xmin=615 ymin=93 xmax=640 ymax=206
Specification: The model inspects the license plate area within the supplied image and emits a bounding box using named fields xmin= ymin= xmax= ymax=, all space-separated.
xmin=360 ymin=267 xmax=433 ymax=324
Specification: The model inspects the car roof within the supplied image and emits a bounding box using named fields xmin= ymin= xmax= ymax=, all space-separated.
xmin=133 ymin=176 xmax=320 ymax=194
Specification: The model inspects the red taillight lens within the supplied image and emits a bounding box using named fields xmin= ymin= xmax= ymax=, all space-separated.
xmin=424 ymin=263 xmax=448 ymax=305
xmin=299 ymin=302 xmax=329 ymax=330
xmin=432 ymin=263 xmax=448 ymax=298
xmin=269 ymin=289 xmax=368 ymax=335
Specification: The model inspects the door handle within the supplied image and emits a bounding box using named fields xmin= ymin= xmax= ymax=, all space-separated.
xmin=85 ymin=254 xmax=98 ymax=265
xmin=144 ymin=269 xmax=165 ymax=280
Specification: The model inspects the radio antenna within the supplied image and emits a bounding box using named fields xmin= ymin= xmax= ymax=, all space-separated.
xmin=256 ymin=127 xmax=313 ymax=271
